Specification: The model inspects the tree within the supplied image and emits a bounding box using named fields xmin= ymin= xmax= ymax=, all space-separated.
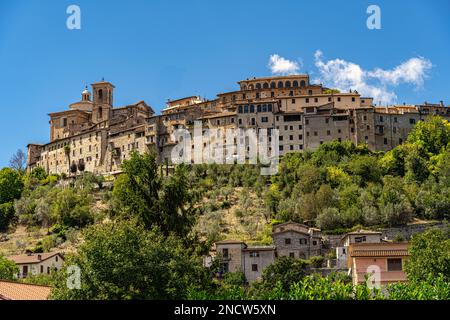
xmin=9 ymin=149 xmax=27 ymax=172
xmin=407 ymin=115 xmax=450 ymax=155
xmin=405 ymin=228 xmax=450 ymax=283
xmin=30 ymin=167 xmax=47 ymax=181
xmin=253 ymin=256 xmax=309 ymax=293
xmin=51 ymin=219 xmax=210 ymax=300
xmin=0 ymin=167 xmax=24 ymax=204
xmin=50 ymin=188 xmax=93 ymax=228
xmin=0 ymin=202 xmax=15 ymax=231
xmin=0 ymin=254 xmax=18 ymax=280
xmin=112 ymin=152 xmax=197 ymax=238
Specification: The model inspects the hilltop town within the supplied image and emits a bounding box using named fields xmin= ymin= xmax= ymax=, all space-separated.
xmin=26 ymin=75 xmax=450 ymax=175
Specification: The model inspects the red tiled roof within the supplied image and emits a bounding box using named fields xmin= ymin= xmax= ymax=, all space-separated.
xmin=8 ymin=252 xmax=64 ymax=265
xmin=350 ymin=249 xmax=409 ymax=257
xmin=0 ymin=281 xmax=51 ymax=300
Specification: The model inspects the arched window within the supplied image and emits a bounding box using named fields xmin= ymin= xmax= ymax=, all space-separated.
xmin=270 ymin=82 xmax=276 ymax=89
xmin=242 ymin=84 xmax=247 ymax=90
xmin=285 ymin=81 xmax=291 ymax=88
xmin=277 ymin=81 xmax=283 ymax=88
xmin=248 ymin=84 xmax=254 ymax=90
xmin=263 ymin=83 xmax=269 ymax=89
xmin=98 ymin=89 xmax=103 ymax=101
xmin=98 ymin=107 xmax=102 ymax=119
xmin=256 ymin=83 xmax=261 ymax=90
xmin=300 ymin=80 xmax=306 ymax=87
xmin=293 ymin=80 xmax=299 ymax=87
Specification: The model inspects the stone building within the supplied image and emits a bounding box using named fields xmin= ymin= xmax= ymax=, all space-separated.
xmin=27 ymin=75 xmax=450 ymax=175
xmin=209 ymin=222 xmax=322 ymax=283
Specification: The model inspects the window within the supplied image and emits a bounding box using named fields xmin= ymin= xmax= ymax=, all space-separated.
xmin=257 ymin=105 xmax=261 ymax=112
xmin=291 ymin=98 xmax=295 ymax=104
xmin=384 ymin=138 xmax=388 ymax=145
xmin=380 ymin=116 xmax=384 ymax=122
xmin=256 ymin=83 xmax=261 ymax=90
xmin=410 ymin=118 xmax=416 ymax=125
xmin=285 ymin=238 xmax=291 ymax=245
xmin=285 ymin=81 xmax=291 ymax=88
xmin=222 ymin=248 xmax=229 ymax=258
xmin=290 ymin=145 xmax=294 ymax=150
xmin=314 ymin=98 xmax=318 ymax=103
xmin=293 ymin=80 xmax=299 ymax=87
xmin=238 ymin=106 xmax=242 ymax=113
xmin=40 ymin=265 xmax=44 ymax=273
xmin=249 ymin=251 xmax=260 ymax=258
xmin=289 ymin=135 xmax=293 ymax=141
xmin=271 ymin=91 xmax=275 ymax=98
xmin=328 ymin=97 xmax=332 ymax=102
xmin=300 ymin=80 xmax=306 ymax=87
xmin=313 ymin=240 xmax=317 ymax=246
xmin=289 ymin=252 xmax=295 ymax=258
xmin=355 ymin=236 xmax=366 ymax=243
xmin=337 ymin=97 xmax=341 ymax=102
xmin=305 ymin=98 xmax=310 ymax=103
xmin=299 ymin=135 xmax=302 ymax=140
xmin=387 ymin=258 xmax=403 ymax=271
xmin=327 ymin=130 xmax=331 ymax=136
xmin=270 ymin=82 xmax=276 ymax=89
xmin=252 ymin=264 xmax=258 ymax=272
xmin=394 ymin=117 xmax=398 ymax=123
xmin=261 ymin=117 xmax=268 ymax=123
xmin=63 ymin=118 xmax=67 ymax=127
xmin=268 ymin=104 xmax=273 ymax=112
xmin=299 ymin=239 xmax=307 ymax=245
xmin=284 ymin=115 xmax=301 ymax=122
xmin=250 ymin=105 xmax=255 ymax=113
xmin=244 ymin=105 xmax=249 ymax=113
xmin=352 ymin=97 xmax=356 ymax=102
xmin=278 ymin=81 xmax=283 ymax=88
xmin=279 ymin=136 xmax=283 ymax=141
xmin=251 ymin=118 xmax=256 ymax=125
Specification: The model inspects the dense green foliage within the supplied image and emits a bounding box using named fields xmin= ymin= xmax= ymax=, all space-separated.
xmin=0 ymin=254 xmax=19 ymax=280
xmin=405 ymin=228 xmax=450 ymax=282
xmin=51 ymin=219 xmax=212 ymax=300
xmin=112 ymin=152 xmax=197 ymax=239
xmin=0 ymin=167 xmax=24 ymax=231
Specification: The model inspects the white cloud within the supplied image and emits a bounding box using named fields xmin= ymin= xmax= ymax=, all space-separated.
xmin=368 ymin=57 xmax=432 ymax=86
xmin=268 ymin=54 xmax=300 ymax=75
xmin=313 ymin=50 xmax=432 ymax=105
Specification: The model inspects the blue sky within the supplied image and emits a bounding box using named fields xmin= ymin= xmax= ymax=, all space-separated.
xmin=0 ymin=0 xmax=449 ymax=167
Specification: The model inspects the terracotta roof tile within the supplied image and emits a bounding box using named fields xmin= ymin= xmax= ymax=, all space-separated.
xmin=0 ymin=281 xmax=51 ymax=300
xmin=8 ymin=252 xmax=64 ymax=265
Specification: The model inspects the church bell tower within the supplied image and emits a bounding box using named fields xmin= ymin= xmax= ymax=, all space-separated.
xmin=91 ymin=79 xmax=115 ymax=124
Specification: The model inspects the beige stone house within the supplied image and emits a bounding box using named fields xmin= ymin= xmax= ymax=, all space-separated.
xmin=8 ymin=252 xmax=65 ymax=278
xmin=335 ymin=230 xmax=383 ymax=269
xmin=209 ymin=222 xmax=322 ymax=283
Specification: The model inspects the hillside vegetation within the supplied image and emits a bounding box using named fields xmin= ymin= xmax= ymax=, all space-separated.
xmin=0 ymin=115 xmax=449 ymax=299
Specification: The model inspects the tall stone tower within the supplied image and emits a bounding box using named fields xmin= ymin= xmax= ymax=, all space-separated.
xmin=91 ymin=80 xmax=115 ymax=124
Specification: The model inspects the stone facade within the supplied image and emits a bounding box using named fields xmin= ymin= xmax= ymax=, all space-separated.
xmin=27 ymin=75 xmax=450 ymax=175
xmin=210 ymin=222 xmax=322 ymax=283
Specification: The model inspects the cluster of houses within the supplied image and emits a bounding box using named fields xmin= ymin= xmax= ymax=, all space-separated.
xmin=1 ymin=222 xmax=412 ymax=299
xmin=206 ymin=222 xmax=409 ymax=286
